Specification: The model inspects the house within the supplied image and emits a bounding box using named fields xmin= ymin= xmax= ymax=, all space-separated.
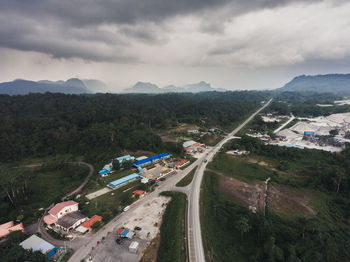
xmin=175 ymin=159 xmax=190 ymax=168
xmin=133 ymin=190 xmax=146 ymax=199
xmin=159 ymin=169 xmax=173 ymax=177
xmin=99 ymin=163 xmax=113 ymax=177
xmin=0 ymin=221 xmax=24 ymax=238
xmin=56 ymin=211 xmax=87 ymax=231
xmin=76 ymin=215 xmax=102 ymax=233
xmin=44 ymin=200 xmax=78 ymax=225
xmin=107 ymin=173 xmax=141 ymax=188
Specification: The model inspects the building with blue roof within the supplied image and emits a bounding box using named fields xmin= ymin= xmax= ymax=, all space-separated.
xmin=116 ymin=155 xmax=135 ymax=166
xmin=304 ymin=131 xmax=316 ymax=137
xmin=107 ymin=173 xmax=141 ymax=188
xmin=133 ymin=153 xmax=170 ymax=167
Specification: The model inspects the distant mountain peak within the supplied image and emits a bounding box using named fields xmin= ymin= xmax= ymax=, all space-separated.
xmin=279 ymin=73 xmax=350 ymax=95
xmin=122 ymin=81 xmax=225 ymax=94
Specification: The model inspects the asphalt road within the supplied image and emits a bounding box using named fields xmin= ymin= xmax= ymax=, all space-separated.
xmin=185 ymin=98 xmax=272 ymax=262
xmin=68 ymin=99 xmax=272 ymax=262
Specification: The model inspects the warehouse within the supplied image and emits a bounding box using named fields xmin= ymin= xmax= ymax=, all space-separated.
xmin=107 ymin=173 xmax=141 ymax=188
xmin=133 ymin=153 xmax=170 ymax=167
xmin=20 ymin=234 xmax=59 ymax=257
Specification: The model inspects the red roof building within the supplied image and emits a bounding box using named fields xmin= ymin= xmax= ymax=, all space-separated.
xmin=80 ymin=215 xmax=102 ymax=232
xmin=132 ymin=190 xmax=146 ymax=199
xmin=0 ymin=221 xmax=24 ymax=238
xmin=48 ymin=201 xmax=78 ymax=219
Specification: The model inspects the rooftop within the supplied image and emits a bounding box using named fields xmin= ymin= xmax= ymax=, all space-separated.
xmin=107 ymin=173 xmax=140 ymax=187
xmin=81 ymin=215 xmax=102 ymax=229
xmin=56 ymin=211 xmax=86 ymax=229
xmin=49 ymin=200 xmax=78 ymax=216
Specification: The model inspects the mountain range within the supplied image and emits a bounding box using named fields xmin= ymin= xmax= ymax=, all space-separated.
xmin=122 ymin=81 xmax=226 ymax=93
xmin=0 ymin=78 xmax=91 ymax=95
xmin=279 ymin=74 xmax=350 ymax=95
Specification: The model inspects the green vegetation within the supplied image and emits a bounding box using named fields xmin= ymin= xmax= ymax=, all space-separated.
xmin=274 ymin=92 xmax=350 ymax=117
xmin=0 ymin=231 xmax=49 ymax=262
xmin=0 ymin=161 xmax=89 ymax=224
xmin=79 ymin=180 xmax=146 ymax=222
xmin=0 ymin=92 xmax=269 ymax=163
xmin=176 ymin=166 xmax=197 ymax=187
xmin=201 ymin=136 xmax=350 ymax=262
xmin=157 ymin=192 xmax=187 ymax=262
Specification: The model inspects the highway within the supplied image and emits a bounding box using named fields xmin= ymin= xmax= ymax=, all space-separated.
xmin=68 ymin=98 xmax=272 ymax=262
xmin=185 ymin=98 xmax=272 ymax=262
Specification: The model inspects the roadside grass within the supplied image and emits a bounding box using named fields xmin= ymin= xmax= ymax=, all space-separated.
xmin=176 ymin=166 xmax=197 ymax=187
xmin=157 ymin=191 xmax=188 ymax=262
xmin=79 ymin=180 xmax=142 ymax=222
xmin=208 ymin=153 xmax=273 ymax=183
xmin=200 ymin=171 xmax=350 ymax=262
xmin=282 ymin=118 xmax=299 ymax=130
xmin=0 ymin=163 xmax=89 ymax=224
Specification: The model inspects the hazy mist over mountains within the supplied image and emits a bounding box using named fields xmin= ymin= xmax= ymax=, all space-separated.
xmin=1 ymin=74 xmax=350 ymax=95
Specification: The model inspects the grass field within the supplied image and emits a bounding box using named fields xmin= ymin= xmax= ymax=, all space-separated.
xmin=176 ymin=166 xmax=197 ymax=187
xmin=0 ymin=162 xmax=89 ymax=224
xmin=80 ymin=180 xmax=142 ymax=222
xmin=157 ymin=191 xmax=188 ymax=262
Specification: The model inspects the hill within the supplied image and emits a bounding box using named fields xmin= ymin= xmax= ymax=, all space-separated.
xmin=122 ymin=81 xmax=225 ymax=93
xmin=0 ymin=78 xmax=90 ymax=95
xmin=280 ymin=74 xmax=350 ymax=95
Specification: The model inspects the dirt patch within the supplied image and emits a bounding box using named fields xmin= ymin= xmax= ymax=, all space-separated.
xmin=139 ymin=234 xmax=161 ymax=262
xmin=211 ymin=169 xmax=317 ymax=216
xmin=211 ymin=170 xmax=266 ymax=212
xmin=267 ymin=185 xmax=318 ymax=216
xmin=123 ymin=196 xmax=170 ymax=240
xmin=175 ymin=123 xmax=200 ymax=132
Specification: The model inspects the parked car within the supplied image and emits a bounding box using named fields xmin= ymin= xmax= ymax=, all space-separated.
xmin=116 ymin=238 xmax=123 ymax=245
xmin=159 ymin=178 xmax=166 ymax=181
xmin=134 ymin=226 xmax=142 ymax=231
xmin=123 ymin=206 xmax=130 ymax=212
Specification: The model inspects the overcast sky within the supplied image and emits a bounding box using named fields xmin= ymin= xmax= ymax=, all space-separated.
xmin=1 ymin=0 xmax=350 ymax=91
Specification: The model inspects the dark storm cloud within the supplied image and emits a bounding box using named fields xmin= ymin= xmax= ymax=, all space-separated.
xmin=0 ymin=0 xmax=325 ymax=61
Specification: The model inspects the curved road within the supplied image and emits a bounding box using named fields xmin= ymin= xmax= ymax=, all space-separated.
xmin=38 ymin=161 xmax=94 ymax=246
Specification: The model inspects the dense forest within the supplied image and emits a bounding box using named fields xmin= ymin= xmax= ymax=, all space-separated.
xmin=270 ymin=92 xmax=350 ymax=117
xmin=202 ymin=135 xmax=350 ymax=261
xmin=0 ymin=91 xmax=269 ymax=162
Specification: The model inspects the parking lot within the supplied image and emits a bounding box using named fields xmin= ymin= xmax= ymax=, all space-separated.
xmin=90 ymin=233 xmax=148 ymax=262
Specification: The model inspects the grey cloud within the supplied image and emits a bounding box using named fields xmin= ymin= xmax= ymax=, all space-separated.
xmin=0 ymin=0 xmax=332 ymax=62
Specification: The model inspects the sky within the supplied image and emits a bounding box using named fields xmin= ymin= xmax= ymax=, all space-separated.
xmin=1 ymin=0 xmax=350 ymax=91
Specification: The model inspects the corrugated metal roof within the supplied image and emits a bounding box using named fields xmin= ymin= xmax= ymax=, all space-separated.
xmin=107 ymin=173 xmax=140 ymax=187
xmin=134 ymin=153 xmax=170 ymax=166
xmin=20 ymin=235 xmax=54 ymax=254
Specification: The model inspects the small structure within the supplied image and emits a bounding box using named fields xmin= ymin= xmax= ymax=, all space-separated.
xmin=20 ymin=234 xmax=55 ymax=255
xmin=99 ymin=163 xmax=113 ymax=177
xmin=56 ymin=211 xmax=87 ymax=231
xmin=183 ymin=140 xmax=205 ymax=156
xmin=129 ymin=241 xmax=139 ymax=253
xmin=133 ymin=190 xmax=146 ymax=199
xmin=0 ymin=221 xmax=24 ymax=238
xmin=44 ymin=200 xmax=78 ymax=225
xmin=107 ymin=173 xmax=141 ymax=188
xmin=133 ymin=153 xmax=170 ymax=167
xmin=135 ymin=156 xmax=148 ymax=161
xmin=304 ymin=131 xmax=316 ymax=137
xmin=187 ymin=129 xmax=199 ymax=134
xmin=175 ymin=159 xmax=190 ymax=168
xmin=141 ymin=177 xmax=149 ymax=184
xmin=76 ymin=215 xmax=102 ymax=233
xmin=116 ymin=155 xmax=135 ymax=166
